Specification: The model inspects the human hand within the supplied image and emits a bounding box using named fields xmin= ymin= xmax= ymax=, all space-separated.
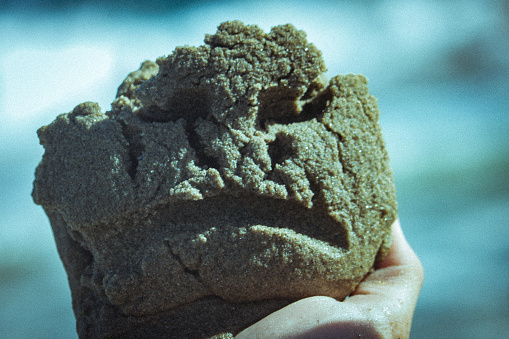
xmin=235 ymin=219 xmax=424 ymax=339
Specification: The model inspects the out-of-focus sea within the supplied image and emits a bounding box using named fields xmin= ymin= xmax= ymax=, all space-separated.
xmin=1 ymin=0 xmax=508 ymax=338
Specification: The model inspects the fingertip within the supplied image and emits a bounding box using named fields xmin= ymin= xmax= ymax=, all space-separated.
xmin=378 ymin=219 xmax=417 ymax=266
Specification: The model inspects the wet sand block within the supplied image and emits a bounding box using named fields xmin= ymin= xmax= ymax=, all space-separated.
xmin=33 ymin=21 xmax=397 ymax=338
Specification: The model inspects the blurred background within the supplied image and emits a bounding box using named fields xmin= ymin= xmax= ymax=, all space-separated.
xmin=0 ymin=0 xmax=508 ymax=338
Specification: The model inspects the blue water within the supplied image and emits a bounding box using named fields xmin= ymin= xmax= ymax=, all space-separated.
xmin=1 ymin=1 xmax=508 ymax=338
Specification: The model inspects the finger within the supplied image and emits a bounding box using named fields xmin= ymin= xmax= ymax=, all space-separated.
xmin=347 ymin=219 xmax=424 ymax=338
xmin=375 ymin=219 xmax=421 ymax=269
xmin=235 ymin=220 xmax=424 ymax=338
xmin=354 ymin=219 xmax=424 ymax=296
xmin=234 ymin=296 xmax=377 ymax=339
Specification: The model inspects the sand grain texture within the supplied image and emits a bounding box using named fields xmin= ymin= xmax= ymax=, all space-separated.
xmin=33 ymin=21 xmax=397 ymax=338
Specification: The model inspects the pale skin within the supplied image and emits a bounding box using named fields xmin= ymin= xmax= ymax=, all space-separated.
xmin=235 ymin=219 xmax=424 ymax=339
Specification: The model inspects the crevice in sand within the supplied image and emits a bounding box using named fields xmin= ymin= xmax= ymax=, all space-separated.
xmin=169 ymin=249 xmax=202 ymax=283
xmin=153 ymin=194 xmax=349 ymax=250
xmin=136 ymin=87 xmax=212 ymax=123
xmin=186 ymin=122 xmax=221 ymax=170
xmin=119 ymin=120 xmax=144 ymax=181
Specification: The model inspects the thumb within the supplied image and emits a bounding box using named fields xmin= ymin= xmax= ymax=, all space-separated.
xmin=346 ymin=219 xmax=424 ymax=338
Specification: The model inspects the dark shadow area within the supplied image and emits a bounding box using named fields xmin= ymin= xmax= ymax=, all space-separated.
xmin=137 ymin=87 xmax=212 ymax=123
xmin=120 ymin=296 xmax=291 ymax=338
xmin=267 ymin=132 xmax=296 ymax=168
xmin=257 ymin=85 xmax=332 ymax=129
xmin=151 ymin=194 xmax=349 ymax=249
xmin=119 ymin=121 xmax=144 ymax=181
xmin=132 ymin=86 xmax=220 ymax=169
xmin=186 ymin=121 xmax=221 ymax=170
xmin=293 ymin=321 xmax=384 ymax=339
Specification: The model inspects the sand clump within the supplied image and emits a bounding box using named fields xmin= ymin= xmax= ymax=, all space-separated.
xmin=33 ymin=21 xmax=397 ymax=338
